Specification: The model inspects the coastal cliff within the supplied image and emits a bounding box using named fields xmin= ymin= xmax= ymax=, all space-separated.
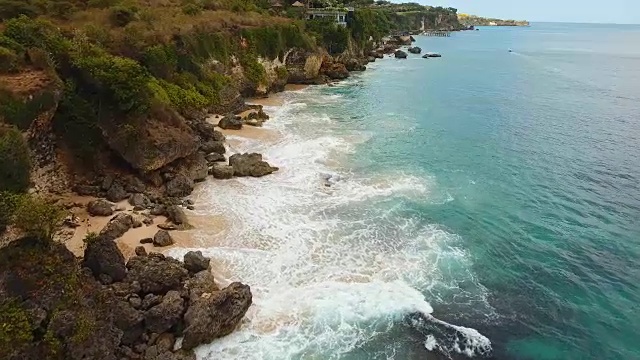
xmin=458 ymin=14 xmax=530 ymax=27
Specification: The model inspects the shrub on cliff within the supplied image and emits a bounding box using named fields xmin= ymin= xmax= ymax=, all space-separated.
xmin=71 ymin=49 xmax=151 ymax=112
xmin=0 ymin=125 xmax=31 ymax=193
xmin=109 ymin=4 xmax=139 ymax=27
xmin=0 ymin=191 xmax=21 ymax=232
xmin=3 ymin=16 xmax=70 ymax=61
xmin=0 ymin=0 xmax=39 ymax=21
xmin=0 ymin=46 xmax=19 ymax=72
xmin=13 ymin=195 xmax=65 ymax=241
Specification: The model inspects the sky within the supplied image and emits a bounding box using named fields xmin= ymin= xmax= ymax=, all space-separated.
xmin=415 ymin=0 xmax=639 ymax=24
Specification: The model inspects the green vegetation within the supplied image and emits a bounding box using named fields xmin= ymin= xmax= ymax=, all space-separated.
xmin=306 ymin=18 xmax=350 ymax=54
xmin=13 ymin=195 xmax=66 ymax=241
xmin=0 ymin=125 xmax=31 ymax=193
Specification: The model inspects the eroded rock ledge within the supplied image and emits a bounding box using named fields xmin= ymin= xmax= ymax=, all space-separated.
xmin=0 ymin=237 xmax=251 ymax=360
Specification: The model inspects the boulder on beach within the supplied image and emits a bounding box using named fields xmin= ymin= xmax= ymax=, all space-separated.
xmin=218 ymin=115 xmax=243 ymax=130
xmin=126 ymin=253 xmax=189 ymax=295
xmin=228 ymin=153 xmax=278 ymax=177
xmin=394 ymin=50 xmax=408 ymax=59
xmin=181 ymin=282 xmax=252 ymax=350
xmin=144 ymin=290 xmax=185 ymax=334
xmin=153 ymin=230 xmax=174 ymax=247
xmin=200 ymin=140 xmax=226 ymax=155
xmin=106 ymin=182 xmax=128 ymax=202
xmin=84 ymin=237 xmax=127 ymax=283
xmin=99 ymin=213 xmax=135 ymax=241
xmin=183 ymin=251 xmax=210 ymax=273
xmin=209 ymin=163 xmax=235 ymax=179
xmin=205 ymin=152 xmax=226 ymax=164
xmin=165 ymin=174 xmax=194 ymax=198
xmin=87 ymin=199 xmax=114 ymax=216
xmin=408 ymin=46 xmax=422 ymax=54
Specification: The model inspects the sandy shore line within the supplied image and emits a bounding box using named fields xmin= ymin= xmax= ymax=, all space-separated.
xmin=61 ymin=86 xmax=296 ymax=260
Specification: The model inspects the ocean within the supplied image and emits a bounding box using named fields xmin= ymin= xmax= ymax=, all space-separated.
xmin=169 ymin=23 xmax=640 ymax=359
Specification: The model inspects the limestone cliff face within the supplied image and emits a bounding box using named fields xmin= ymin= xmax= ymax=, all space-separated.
xmin=0 ymin=70 xmax=69 ymax=194
xmin=284 ymin=48 xmax=325 ymax=84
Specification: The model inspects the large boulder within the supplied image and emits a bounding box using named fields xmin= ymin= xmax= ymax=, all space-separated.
xmin=193 ymin=121 xmax=225 ymax=142
xmin=209 ymin=163 xmax=234 ymax=179
xmin=181 ymin=282 xmax=252 ymax=350
xmin=87 ymin=199 xmax=114 ymax=216
xmin=200 ymin=140 xmax=226 ymax=155
xmin=126 ymin=253 xmax=189 ymax=295
xmin=84 ymin=238 xmax=127 ymax=282
xmin=165 ymin=205 xmax=189 ymax=227
xmin=129 ymin=193 xmax=150 ymax=209
xmin=106 ymin=182 xmax=128 ymax=202
xmin=343 ymin=58 xmax=366 ymax=71
xmin=98 ymin=113 xmax=199 ymax=172
xmin=394 ymin=50 xmax=408 ymax=59
xmin=165 ymin=174 xmax=194 ymax=198
xmin=408 ymin=46 xmax=422 ymax=54
xmin=144 ymin=290 xmax=185 ymax=333
xmin=99 ymin=213 xmax=135 ymax=241
xmin=183 ymin=251 xmax=210 ymax=273
xmin=153 ymin=230 xmax=174 ymax=247
xmin=185 ymin=270 xmax=219 ymax=302
xmin=321 ymin=61 xmax=349 ymax=80
xmin=228 ymin=153 xmax=278 ymax=177
xmin=173 ymin=152 xmax=208 ymax=183
xmin=218 ymin=115 xmax=243 ymax=130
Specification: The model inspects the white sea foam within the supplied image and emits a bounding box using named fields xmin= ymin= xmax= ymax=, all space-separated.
xmin=168 ymin=88 xmax=492 ymax=359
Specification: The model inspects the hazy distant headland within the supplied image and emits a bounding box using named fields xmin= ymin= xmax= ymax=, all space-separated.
xmin=459 ymin=14 xmax=530 ymax=27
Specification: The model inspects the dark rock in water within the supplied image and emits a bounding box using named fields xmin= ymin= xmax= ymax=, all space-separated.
xmin=421 ymin=54 xmax=430 ymax=59
xmin=144 ymin=290 xmax=185 ymax=334
xmin=165 ymin=174 xmax=194 ymax=198
xmin=153 ymin=230 xmax=174 ymax=247
xmin=183 ymin=251 xmax=210 ymax=273
xmin=106 ymin=182 xmax=128 ymax=202
xmin=344 ymin=58 xmax=366 ymax=72
xmin=129 ymin=193 xmax=150 ymax=208
xmin=408 ymin=46 xmax=422 ymax=54
xmin=229 ymin=153 xmax=278 ymax=177
xmin=210 ymin=163 xmax=235 ymax=179
xmin=201 ymin=140 xmax=226 ymax=155
xmin=182 ymin=282 xmax=252 ymax=350
xmin=205 ymin=152 xmax=226 ymax=164
xmin=135 ymin=246 xmax=147 ymax=256
xmin=165 ymin=205 xmax=189 ymax=227
xmin=84 ymin=238 xmax=127 ymax=282
xmin=87 ymin=199 xmax=114 ymax=216
xmin=99 ymin=213 xmax=135 ymax=241
xmin=185 ymin=270 xmax=219 ymax=302
xmin=140 ymin=237 xmax=153 ymax=244
xmin=126 ymin=253 xmax=189 ymax=295
xmin=218 ymin=115 xmax=243 ymax=130
xmin=322 ymin=61 xmax=349 ymax=79
xmin=394 ymin=50 xmax=408 ymax=59
xmin=424 ymin=52 xmax=442 ymax=58
xmin=410 ymin=35 xmax=416 ymax=42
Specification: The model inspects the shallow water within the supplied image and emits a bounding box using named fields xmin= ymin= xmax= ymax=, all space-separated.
xmin=170 ymin=23 xmax=640 ymax=359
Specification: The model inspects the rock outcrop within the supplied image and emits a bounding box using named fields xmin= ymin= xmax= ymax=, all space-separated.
xmin=99 ymin=213 xmax=135 ymax=241
xmin=285 ymin=48 xmax=324 ymax=84
xmin=153 ymin=230 xmax=174 ymax=247
xmin=210 ymin=163 xmax=235 ymax=179
xmin=229 ymin=153 xmax=278 ymax=177
xmin=218 ymin=115 xmax=243 ymax=130
xmin=408 ymin=46 xmax=422 ymax=54
xmin=394 ymin=50 xmax=408 ymax=59
xmin=165 ymin=174 xmax=194 ymax=198
xmin=182 ymin=282 xmax=252 ymax=350
xmin=87 ymin=199 xmax=115 ymax=216
xmin=84 ymin=238 xmax=127 ymax=283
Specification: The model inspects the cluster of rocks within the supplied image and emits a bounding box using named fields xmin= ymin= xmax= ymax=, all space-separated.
xmin=84 ymin=240 xmax=253 ymax=359
xmin=210 ymin=153 xmax=278 ymax=179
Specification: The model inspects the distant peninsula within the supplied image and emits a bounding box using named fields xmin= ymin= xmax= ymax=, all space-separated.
xmin=459 ymin=14 xmax=530 ymax=27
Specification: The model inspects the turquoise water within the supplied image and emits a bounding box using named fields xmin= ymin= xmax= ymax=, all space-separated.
xmin=329 ymin=23 xmax=640 ymax=359
xmin=181 ymin=23 xmax=640 ymax=360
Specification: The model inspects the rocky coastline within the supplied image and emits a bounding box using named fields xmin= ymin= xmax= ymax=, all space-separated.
xmin=0 ymin=32 xmax=422 ymax=360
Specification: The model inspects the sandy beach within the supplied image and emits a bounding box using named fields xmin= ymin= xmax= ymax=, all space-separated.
xmin=61 ymin=87 xmax=297 ymax=260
